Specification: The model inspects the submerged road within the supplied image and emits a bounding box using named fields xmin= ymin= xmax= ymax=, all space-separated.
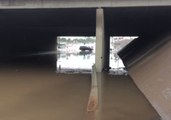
xmin=0 ymin=69 xmax=91 ymax=120
xmin=0 ymin=68 xmax=160 ymax=120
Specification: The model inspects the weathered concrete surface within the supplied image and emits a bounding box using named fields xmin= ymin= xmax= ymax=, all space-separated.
xmin=0 ymin=70 xmax=91 ymax=120
xmin=129 ymin=35 xmax=171 ymax=120
xmin=1 ymin=0 xmax=171 ymax=9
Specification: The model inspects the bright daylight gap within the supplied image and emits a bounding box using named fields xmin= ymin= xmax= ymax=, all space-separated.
xmin=56 ymin=36 xmax=95 ymax=73
xmin=56 ymin=36 xmax=137 ymax=74
xmin=109 ymin=36 xmax=138 ymax=75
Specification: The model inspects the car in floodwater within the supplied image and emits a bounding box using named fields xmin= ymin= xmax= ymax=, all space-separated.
xmin=79 ymin=46 xmax=93 ymax=51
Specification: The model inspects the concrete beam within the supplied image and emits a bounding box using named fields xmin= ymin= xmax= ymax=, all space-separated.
xmin=1 ymin=0 xmax=171 ymax=9
xmin=128 ymin=35 xmax=171 ymax=120
xmin=95 ymin=8 xmax=105 ymax=72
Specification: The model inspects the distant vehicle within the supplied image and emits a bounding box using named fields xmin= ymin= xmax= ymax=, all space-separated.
xmin=79 ymin=46 xmax=93 ymax=51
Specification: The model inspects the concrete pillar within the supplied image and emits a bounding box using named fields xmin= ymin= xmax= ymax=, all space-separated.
xmin=95 ymin=8 xmax=105 ymax=72
xmin=128 ymin=35 xmax=171 ymax=120
xmin=104 ymin=35 xmax=110 ymax=71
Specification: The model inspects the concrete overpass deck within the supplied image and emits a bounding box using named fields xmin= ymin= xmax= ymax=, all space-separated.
xmin=0 ymin=0 xmax=171 ymax=9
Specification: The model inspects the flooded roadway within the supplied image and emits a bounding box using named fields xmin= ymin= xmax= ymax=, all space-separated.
xmin=0 ymin=69 xmax=91 ymax=120
xmin=0 ymin=68 xmax=160 ymax=120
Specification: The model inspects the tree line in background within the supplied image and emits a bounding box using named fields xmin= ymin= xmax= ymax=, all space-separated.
xmin=57 ymin=37 xmax=95 ymax=44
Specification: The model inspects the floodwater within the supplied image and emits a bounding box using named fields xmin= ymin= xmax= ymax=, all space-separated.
xmin=57 ymin=52 xmax=95 ymax=71
xmin=0 ymin=48 xmax=160 ymax=120
xmin=57 ymin=52 xmax=125 ymax=70
xmin=0 ymin=69 xmax=91 ymax=120
xmin=0 ymin=68 xmax=160 ymax=120
xmin=56 ymin=48 xmax=125 ymax=73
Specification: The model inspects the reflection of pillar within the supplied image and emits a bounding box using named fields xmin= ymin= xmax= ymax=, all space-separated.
xmin=95 ymin=8 xmax=105 ymax=72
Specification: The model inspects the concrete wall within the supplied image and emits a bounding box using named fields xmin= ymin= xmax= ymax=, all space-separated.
xmin=129 ymin=35 xmax=171 ymax=120
xmin=1 ymin=0 xmax=171 ymax=9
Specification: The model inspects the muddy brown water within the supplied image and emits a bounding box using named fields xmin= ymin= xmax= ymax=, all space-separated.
xmin=0 ymin=69 xmax=160 ymax=120
xmin=0 ymin=69 xmax=91 ymax=120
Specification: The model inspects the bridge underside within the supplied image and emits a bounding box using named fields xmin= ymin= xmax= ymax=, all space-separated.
xmin=1 ymin=6 xmax=171 ymax=120
xmin=1 ymin=6 xmax=171 ymax=65
xmin=1 ymin=7 xmax=171 ymax=36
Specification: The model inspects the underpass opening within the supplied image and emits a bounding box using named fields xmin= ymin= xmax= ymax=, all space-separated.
xmin=109 ymin=36 xmax=138 ymax=75
xmin=56 ymin=36 xmax=95 ymax=73
xmin=0 ymin=8 xmax=96 ymax=70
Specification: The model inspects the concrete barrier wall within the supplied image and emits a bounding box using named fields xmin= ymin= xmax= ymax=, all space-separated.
xmin=129 ymin=36 xmax=171 ymax=120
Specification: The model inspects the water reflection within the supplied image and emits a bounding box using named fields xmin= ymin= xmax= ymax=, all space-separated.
xmin=56 ymin=48 xmax=126 ymax=74
xmin=57 ymin=51 xmax=95 ymax=72
xmin=56 ymin=36 xmax=133 ymax=74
